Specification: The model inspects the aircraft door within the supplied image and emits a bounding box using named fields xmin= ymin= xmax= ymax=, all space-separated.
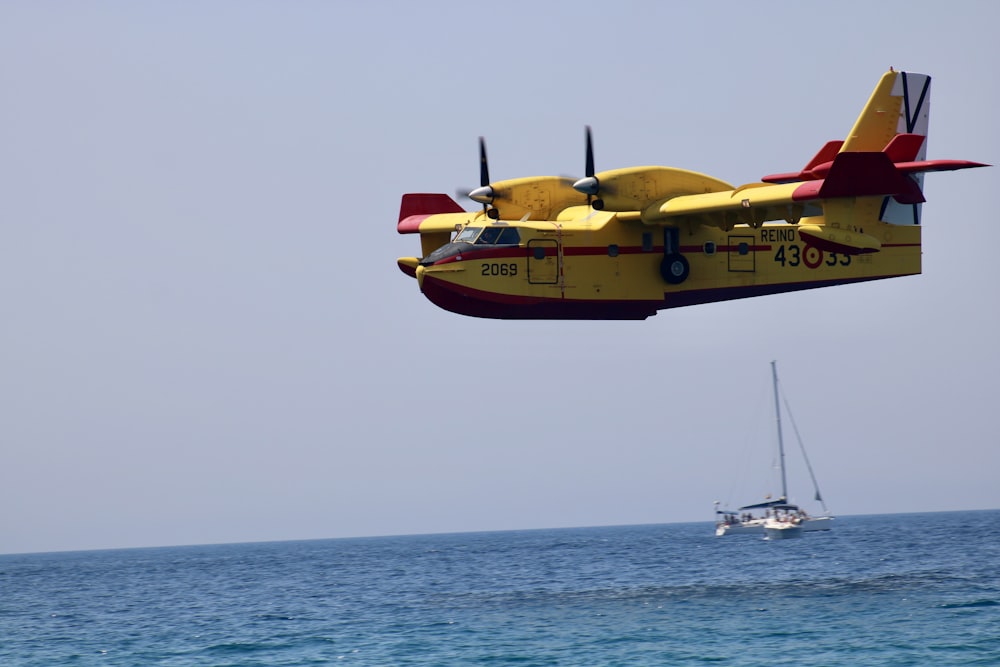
xmin=728 ymin=235 xmax=756 ymax=272
xmin=527 ymin=239 xmax=559 ymax=284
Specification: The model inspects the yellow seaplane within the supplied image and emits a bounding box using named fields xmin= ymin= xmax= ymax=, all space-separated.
xmin=396 ymin=70 xmax=986 ymax=320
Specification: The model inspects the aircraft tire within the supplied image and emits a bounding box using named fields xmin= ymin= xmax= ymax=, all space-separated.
xmin=660 ymin=253 xmax=689 ymax=285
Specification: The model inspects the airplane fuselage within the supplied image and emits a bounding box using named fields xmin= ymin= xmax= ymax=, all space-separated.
xmin=398 ymin=207 xmax=921 ymax=320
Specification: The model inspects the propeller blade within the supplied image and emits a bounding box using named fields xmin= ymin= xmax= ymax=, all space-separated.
xmin=477 ymin=137 xmax=492 ymax=214
xmin=479 ymin=137 xmax=490 ymax=187
xmin=573 ymin=126 xmax=602 ymax=208
xmin=585 ymin=125 xmax=595 ymax=178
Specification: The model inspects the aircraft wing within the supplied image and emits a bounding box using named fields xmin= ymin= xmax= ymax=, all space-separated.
xmin=468 ymin=176 xmax=585 ymax=221
xmin=397 ymin=212 xmax=469 ymax=235
xmin=397 ymin=193 xmax=477 ymax=257
xmin=397 ymin=193 xmax=472 ymax=235
xmin=647 ymin=181 xmax=804 ymax=227
xmin=643 ymin=151 xmax=925 ymax=228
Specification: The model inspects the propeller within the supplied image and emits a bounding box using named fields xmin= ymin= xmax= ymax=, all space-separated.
xmin=572 ymin=126 xmax=604 ymax=210
xmin=465 ymin=137 xmax=499 ymax=219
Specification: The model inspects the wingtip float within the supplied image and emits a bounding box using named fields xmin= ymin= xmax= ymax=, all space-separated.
xmin=397 ymin=70 xmax=988 ymax=320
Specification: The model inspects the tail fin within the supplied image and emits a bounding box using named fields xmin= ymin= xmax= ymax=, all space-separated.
xmin=842 ymin=70 xmax=931 ymax=153
xmin=763 ymin=72 xmax=984 ymax=222
xmin=843 ymin=70 xmax=931 ymax=225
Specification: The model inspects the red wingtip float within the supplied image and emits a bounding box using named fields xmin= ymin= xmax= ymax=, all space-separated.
xmin=397 ymin=71 xmax=988 ymax=320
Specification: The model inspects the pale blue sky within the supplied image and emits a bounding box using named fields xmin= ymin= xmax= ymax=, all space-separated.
xmin=1 ymin=1 xmax=997 ymax=554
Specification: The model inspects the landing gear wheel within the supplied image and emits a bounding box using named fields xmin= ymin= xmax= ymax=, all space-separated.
xmin=592 ymin=198 xmax=605 ymax=211
xmin=660 ymin=253 xmax=689 ymax=285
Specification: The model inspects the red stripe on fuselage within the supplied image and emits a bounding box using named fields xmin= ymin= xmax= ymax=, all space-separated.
xmin=426 ymin=244 xmax=771 ymax=265
xmin=425 ymin=239 xmax=915 ymax=272
xmin=431 ymin=247 xmax=528 ymax=264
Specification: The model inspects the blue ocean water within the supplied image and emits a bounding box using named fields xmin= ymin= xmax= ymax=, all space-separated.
xmin=2 ymin=511 xmax=998 ymax=666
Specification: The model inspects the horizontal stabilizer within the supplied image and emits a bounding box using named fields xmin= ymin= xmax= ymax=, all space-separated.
xmin=762 ymin=141 xmax=844 ymax=183
xmin=815 ymin=151 xmax=924 ymax=202
xmin=894 ymin=159 xmax=990 ymax=175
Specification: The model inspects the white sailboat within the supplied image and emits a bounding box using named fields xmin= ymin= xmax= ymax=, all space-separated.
xmin=715 ymin=361 xmax=833 ymax=537
xmin=763 ymin=517 xmax=804 ymax=540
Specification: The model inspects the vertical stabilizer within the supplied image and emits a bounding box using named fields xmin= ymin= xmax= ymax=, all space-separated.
xmin=842 ymin=70 xmax=931 ymax=225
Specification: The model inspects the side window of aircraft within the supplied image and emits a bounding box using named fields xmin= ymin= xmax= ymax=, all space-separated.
xmin=478 ymin=227 xmax=502 ymax=245
xmin=642 ymin=233 xmax=653 ymax=252
xmin=704 ymin=242 xmax=716 ymax=255
xmin=455 ymin=227 xmax=481 ymax=244
xmin=738 ymin=242 xmax=749 ymax=255
xmin=495 ymin=227 xmax=521 ymax=245
xmin=608 ymin=244 xmax=619 ymax=257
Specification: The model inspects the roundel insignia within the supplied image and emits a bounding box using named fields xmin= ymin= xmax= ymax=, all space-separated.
xmin=803 ymin=245 xmax=823 ymax=269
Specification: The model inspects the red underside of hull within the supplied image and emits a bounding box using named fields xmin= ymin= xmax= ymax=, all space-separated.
xmin=420 ymin=275 xmax=891 ymax=320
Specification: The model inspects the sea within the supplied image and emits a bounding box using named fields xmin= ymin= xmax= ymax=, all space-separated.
xmin=1 ymin=510 xmax=998 ymax=666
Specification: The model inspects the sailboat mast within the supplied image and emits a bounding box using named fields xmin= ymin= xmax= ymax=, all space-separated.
xmin=771 ymin=360 xmax=788 ymax=501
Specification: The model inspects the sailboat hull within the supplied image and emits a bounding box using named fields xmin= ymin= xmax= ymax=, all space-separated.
xmin=802 ymin=516 xmax=833 ymax=531
xmin=716 ymin=516 xmax=832 ymax=536
xmin=716 ymin=519 xmax=766 ymax=536
xmin=764 ymin=520 xmax=803 ymax=540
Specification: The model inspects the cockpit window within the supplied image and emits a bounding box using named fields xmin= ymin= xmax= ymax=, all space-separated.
xmin=454 ymin=227 xmax=481 ymax=243
xmin=477 ymin=227 xmax=502 ymax=244
xmin=454 ymin=225 xmax=522 ymax=246
xmin=495 ymin=227 xmax=521 ymax=245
